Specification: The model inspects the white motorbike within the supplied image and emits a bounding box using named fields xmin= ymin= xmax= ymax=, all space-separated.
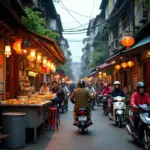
xmin=109 ymin=96 xmax=126 ymax=128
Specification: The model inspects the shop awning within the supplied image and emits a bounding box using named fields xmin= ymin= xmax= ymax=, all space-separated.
xmin=87 ymin=71 xmax=97 ymax=77
xmin=96 ymin=62 xmax=114 ymax=70
xmin=24 ymin=30 xmax=66 ymax=65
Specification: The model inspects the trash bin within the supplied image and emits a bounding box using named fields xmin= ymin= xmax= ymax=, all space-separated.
xmin=2 ymin=112 xmax=26 ymax=149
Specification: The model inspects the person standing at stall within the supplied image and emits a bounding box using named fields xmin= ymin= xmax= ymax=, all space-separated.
xmin=40 ymin=82 xmax=49 ymax=93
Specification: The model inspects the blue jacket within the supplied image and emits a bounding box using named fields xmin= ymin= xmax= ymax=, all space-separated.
xmin=111 ymin=89 xmax=126 ymax=98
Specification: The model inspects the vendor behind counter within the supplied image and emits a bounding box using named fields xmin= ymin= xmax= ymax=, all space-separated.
xmin=40 ymin=83 xmax=49 ymax=93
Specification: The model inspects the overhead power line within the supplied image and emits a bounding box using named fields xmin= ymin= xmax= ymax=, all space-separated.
xmin=58 ymin=3 xmax=92 ymax=19
xmin=62 ymin=0 xmax=128 ymax=33
xmin=59 ymin=0 xmax=87 ymax=29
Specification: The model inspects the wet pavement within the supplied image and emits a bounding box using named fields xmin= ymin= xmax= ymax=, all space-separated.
xmin=2 ymin=102 xmax=143 ymax=150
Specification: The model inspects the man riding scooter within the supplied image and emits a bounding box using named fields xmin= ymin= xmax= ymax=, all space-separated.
xmin=70 ymin=80 xmax=92 ymax=125
xmin=86 ymin=83 xmax=96 ymax=107
xmin=130 ymin=82 xmax=150 ymax=139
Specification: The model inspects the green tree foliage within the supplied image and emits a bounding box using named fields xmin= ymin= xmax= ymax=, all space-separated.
xmin=22 ymin=7 xmax=57 ymax=39
xmin=89 ymin=45 xmax=106 ymax=69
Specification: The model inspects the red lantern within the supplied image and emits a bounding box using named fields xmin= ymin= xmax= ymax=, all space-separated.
xmin=121 ymin=34 xmax=135 ymax=49
xmin=13 ymin=39 xmax=23 ymax=54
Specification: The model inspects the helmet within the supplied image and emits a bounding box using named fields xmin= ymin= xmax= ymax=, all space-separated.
xmin=137 ymin=82 xmax=146 ymax=92
xmin=137 ymin=82 xmax=145 ymax=88
xmin=113 ymin=81 xmax=121 ymax=85
xmin=104 ymin=83 xmax=108 ymax=88
xmin=77 ymin=80 xmax=85 ymax=88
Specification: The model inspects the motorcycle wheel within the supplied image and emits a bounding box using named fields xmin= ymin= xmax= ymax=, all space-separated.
xmin=118 ymin=121 xmax=122 ymax=128
xmin=144 ymin=132 xmax=150 ymax=150
xmin=81 ymin=128 xmax=85 ymax=134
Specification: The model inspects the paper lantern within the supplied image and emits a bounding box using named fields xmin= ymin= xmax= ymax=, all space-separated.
xmin=121 ymin=34 xmax=135 ymax=48
xmin=42 ymin=56 xmax=47 ymax=67
xmin=103 ymin=72 xmax=107 ymax=76
xmin=13 ymin=39 xmax=22 ymax=54
xmin=5 ymin=45 xmax=11 ymax=57
xmin=27 ymin=49 xmax=36 ymax=61
xmin=121 ymin=62 xmax=128 ymax=68
xmin=47 ymin=60 xmax=51 ymax=69
xmin=115 ymin=64 xmax=121 ymax=70
xmin=127 ymin=60 xmax=134 ymax=67
xmin=36 ymin=53 xmax=42 ymax=63
xmin=99 ymin=74 xmax=102 ymax=78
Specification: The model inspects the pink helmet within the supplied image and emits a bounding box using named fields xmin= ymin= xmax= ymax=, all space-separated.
xmin=104 ymin=83 xmax=108 ymax=88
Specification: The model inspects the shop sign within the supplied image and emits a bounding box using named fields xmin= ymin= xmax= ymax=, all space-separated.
xmin=28 ymin=71 xmax=37 ymax=77
xmin=0 ymin=82 xmax=4 ymax=93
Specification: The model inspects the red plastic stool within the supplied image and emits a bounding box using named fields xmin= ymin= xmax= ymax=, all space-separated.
xmin=48 ymin=108 xmax=59 ymax=130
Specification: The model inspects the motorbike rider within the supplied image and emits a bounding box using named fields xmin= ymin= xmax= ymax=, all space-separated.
xmin=131 ymin=82 xmax=150 ymax=139
xmin=86 ymin=83 xmax=96 ymax=105
xmin=110 ymin=81 xmax=127 ymax=114
xmin=86 ymin=83 xmax=96 ymax=93
xmin=70 ymin=80 xmax=92 ymax=125
xmin=61 ymin=82 xmax=70 ymax=97
xmin=101 ymin=83 xmax=112 ymax=96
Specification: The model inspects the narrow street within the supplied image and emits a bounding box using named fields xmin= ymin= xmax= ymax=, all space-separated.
xmin=1 ymin=102 xmax=144 ymax=150
xmin=45 ymin=103 xmax=143 ymax=150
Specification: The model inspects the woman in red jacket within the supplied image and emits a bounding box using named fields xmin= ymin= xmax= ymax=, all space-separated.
xmin=130 ymin=82 xmax=150 ymax=139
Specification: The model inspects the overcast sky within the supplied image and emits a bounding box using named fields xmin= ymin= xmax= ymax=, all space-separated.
xmin=54 ymin=0 xmax=101 ymax=62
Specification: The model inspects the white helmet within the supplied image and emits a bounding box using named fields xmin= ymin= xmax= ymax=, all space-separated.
xmin=113 ymin=81 xmax=121 ymax=85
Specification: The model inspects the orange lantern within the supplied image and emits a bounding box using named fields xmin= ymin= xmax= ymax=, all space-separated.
xmin=115 ymin=64 xmax=121 ymax=70
xmin=36 ymin=53 xmax=42 ymax=63
xmin=103 ymin=72 xmax=107 ymax=76
xmin=121 ymin=62 xmax=128 ymax=68
xmin=127 ymin=60 xmax=134 ymax=67
xmin=47 ymin=60 xmax=51 ymax=69
xmin=121 ymin=34 xmax=135 ymax=49
xmin=13 ymin=39 xmax=22 ymax=54
xmin=27 ymin=49 xmax=36 ymax=61
xmin=99 ymin=74 xmax=102 ymax=78
xmin=42 ymin=56 xmax=47 ymax=67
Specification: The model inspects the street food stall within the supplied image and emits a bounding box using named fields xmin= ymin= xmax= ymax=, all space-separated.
xmin=0 ymin=93 xmax=56 ymax=143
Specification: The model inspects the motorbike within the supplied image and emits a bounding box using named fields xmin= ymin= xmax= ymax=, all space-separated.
xmin=109 ymin=96 xmax=126 ymax=128
xmin=126 ymin=104 xmax=150 ymax=150
xmin=96 ymin=93 xmax=102 ymax=106
xmin=75 ymin=107 xmax=91 ymax=134
xmin=101 ymin=94 xmax=110 ymax=115
xmin=60 ymin=93 xmax=69 ymax=113
xmin=89 ymin=93 xmax=95 ymax=110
